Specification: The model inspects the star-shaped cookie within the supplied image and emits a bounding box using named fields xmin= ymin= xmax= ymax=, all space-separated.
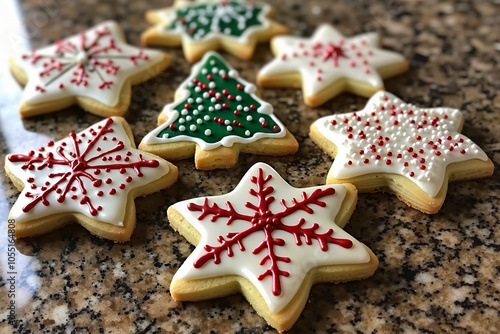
xmin=257 ymin=24 xmax=409 ymax=107
xmin=5 ymin=117 xmax=178 ymax=242
xmin=10 ymin=21 xmax=170 ymax=118
xmin=141 ymin=0 xmax=288 ymax=62
xmin=168 ymin=162 xmax=378 ymax=332
xmin=310 ymin=91 xmax=494 ymax=213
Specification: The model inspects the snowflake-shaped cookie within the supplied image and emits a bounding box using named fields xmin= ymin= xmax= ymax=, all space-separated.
xmin=6 ymin=117 xmax=178 ymax=242
xmin=257 ymin=24 xmax=408 ymax=107
xmin=310 ymin=91 xmax=494 ymax=213
xmin=141 ymin=0 xmax=288 ymax=62
xmin=10 ymin=21 xmax=170 ymax=118
xmin=168 ymin=162 xmax=377 ymax=332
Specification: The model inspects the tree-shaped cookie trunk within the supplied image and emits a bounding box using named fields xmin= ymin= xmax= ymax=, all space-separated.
xmin=140 ymin=52 xmax=297 ymax=169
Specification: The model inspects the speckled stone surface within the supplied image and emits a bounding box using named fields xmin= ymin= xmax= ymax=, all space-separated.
xmin=1 ymin=0 xmax=500 ymax=333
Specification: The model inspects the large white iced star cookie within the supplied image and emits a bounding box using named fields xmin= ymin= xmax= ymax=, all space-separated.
xmin=310 ymin=91 xmax=494 ymax=213
xmin=257 ymin=24 xmax=408 ymax=107
xmin=10 ymin=21 xmax=170 ymax=118
xmin=5 ymin=117 xmax=178 ymax=242
xmin=168 ymin=162 xmax=378 ymax=332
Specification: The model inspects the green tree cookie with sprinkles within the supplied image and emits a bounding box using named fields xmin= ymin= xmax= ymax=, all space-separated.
xmin=141 ymin=0 xmax=288 ymax=62
xmin=139 ymin=52 xmax=298 ymax=170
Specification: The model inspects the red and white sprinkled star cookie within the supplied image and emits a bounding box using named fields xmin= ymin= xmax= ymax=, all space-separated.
xmin=310 ymin=91 xmax=494 ymax=213
xmin=5 ymin=117 xmax=178 ymax=242
xmin=257 ymin=24 xmax=409 ymax=107
xmin=141 ymin=0 xmax=288 ymax=62
xmin=168 ymin=162 xmax=378 ymax=332
xmin=10 ymin=21 xmax=170 ymax=118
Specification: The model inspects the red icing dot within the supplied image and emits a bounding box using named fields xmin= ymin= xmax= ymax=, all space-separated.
xmin=409 ymin=172 xmax=415 ymax=177
xmin=97 ymin=191 xmax=103 ymax=197
xmin=109 ymin=189 xmax=116 ymax=195
xmin=119 ymin=168 xmax=126 ymax=174
xmin=126 ymin=176 xmax=133 ymax=183
xmin=106 ymin=178 xmax=112 ymax=184
xmin=119 ymin=184 xmax=125 ymax=189
xmin=236 ymin=84 xmax=243 ymax=90
xmin=386 ymin=159 xmax=392 ymax=165
xmin=184 ymin=103 xmax=191 ymax=109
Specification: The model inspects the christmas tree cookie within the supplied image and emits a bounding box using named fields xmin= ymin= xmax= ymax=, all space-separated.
xmin=141 ymin=0 xmax=288 ymax=62
xmin=10 ymin=21 xmax=170 ymax=118
xmin=310 ymin=91 xmax=494 ymax=213
xmin=5 ymin=117 xmax=178 ymax=242
xmin=139 ymin=52 xmax=298 ymax=170
xmin=257 ymin=24 xmax=409 ymax=107
xmin=168 ymin=162 xmax=378 ymax=332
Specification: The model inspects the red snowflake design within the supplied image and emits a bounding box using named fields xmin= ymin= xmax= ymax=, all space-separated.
xmin=8 ymin=118 xmax=159 ymax=216
xmin=22 ymin=25 xmax=149 ymax=91
xmin=187 ymin=167 xmax=353 ymax=296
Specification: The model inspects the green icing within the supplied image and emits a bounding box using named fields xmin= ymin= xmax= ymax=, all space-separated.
xmin=166 ymin=1 xmax=264 ymax=40
xmin=157 ymin=54 xmax=281 ymax=144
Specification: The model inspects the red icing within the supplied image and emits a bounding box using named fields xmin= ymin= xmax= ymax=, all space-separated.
xmin=187 ymin=167 xmax=352 ymax=296
xmin=8 ymin=118 xmax=159 ymax=216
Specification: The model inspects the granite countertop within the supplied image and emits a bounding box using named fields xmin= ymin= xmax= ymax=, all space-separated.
xmin=1 ymin=0 xmax=500 ymax=333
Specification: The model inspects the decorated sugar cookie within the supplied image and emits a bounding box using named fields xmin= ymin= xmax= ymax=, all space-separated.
xmin=141 ymin=0 xmax=288 ymax=62
xmin=10 ymin=21 xmax=170 ymax=118
xmin=310 ymin=91 xmax=494 ymax=213
xmin=139 ymin=52 xmax=298 ymax=170
xmin=168 ymin=162 xmax=378 ymax=332
xmin=5 ymin=117 xmax=178 ymax=242
xmin=257 ymin=24 xmax=409 ymax=107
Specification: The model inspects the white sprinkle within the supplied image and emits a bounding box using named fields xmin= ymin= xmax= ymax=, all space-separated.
xmin=236 ymin=95 xmax=242 ymax=101
xmin=196 ymin=97 xmax=202 ymax=103
xmin=259 ymin=117 xmax=265 ymax=123
xmin=210 ymin=60 xmax=215 ymax=65
xmin=209 ymin=106 xmax=214 ymax=112
xmin=205 ymin=129 xmax=211 ymax=136
xmin=197 ymin=119 xmax=203 ymax=124
xmin=204 ymin=115 xmax=210 ymax=121
xmin=181 ymin=109 xmax=188 ymax=115
xmin=162 ymin=134 xmax=169 ymax=139
xmin=187 ymin=98 xmax=194 ymax=103
xmin=195 ymin=87 xmax=201 ymax=92
xmin=245 ymin=130 xmax=251 ymax=136
xmin=246 ymin=115 xmax=253 ymax=121
xmin=237 ymin=105 xmax=243 ymax=110
xmin=193 ymin=110 xmax=199 ymax=115
xmin=179 ymin=118 xmax=185 ymax=124
xmin=212 ymin=67 xmax=219 ymax=74
xmin=190 ymin=125 xmax=197 ymax=131
xmin=215 ymin=104 xmax=222 ymax=110
xmin=203 ymin=92 xmax=210 ymax=98
xmin=211 ymin=97 xmax=217 ymax=103
xmin=225 ymin=120 xmax=230 ymax=125
xmin=201 ymin=69 xmax=208 ymax=74
xmin=179 ymin=125 xmax=186 ymax=131
xmin=186 ymin=116 xmax=192 ymax=121
xmin=209 ymin=82 xmax=216 ymax=89
xmin=244 ymin=107 xmax=249 ymax=112
xmin=227 ymin=126 xmax=233 ymax=131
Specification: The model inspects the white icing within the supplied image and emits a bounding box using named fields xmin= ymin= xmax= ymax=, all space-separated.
xmin=15 ymin=21 xmax=166 ymax=107
xmin=154 ymin=0 xmax=272 ymax=44
xmin=7 ymin=117 xmax=171 ymax=226
xmin=171 ymin=162 xmax=370 ymax=313
xmin=141 ymin=51 xmax=286 ymax=150
xmin=314 ymin=91 xmax=490 ymax=197
xmin=258 ymin=24 xmax=406 ymax=96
